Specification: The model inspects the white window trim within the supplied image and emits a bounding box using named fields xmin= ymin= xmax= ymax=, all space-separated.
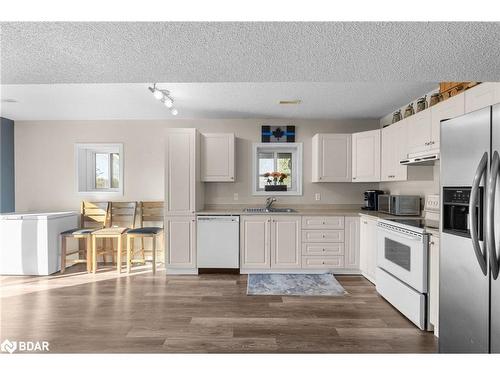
xmin=252 ymin=142 xmax=303 ymax=196
xmin=75 ymin=143 xmax=124 ymax=196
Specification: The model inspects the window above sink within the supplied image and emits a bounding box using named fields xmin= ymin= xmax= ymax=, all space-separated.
xmin=252 ymin=143 xmax=303 ymax=196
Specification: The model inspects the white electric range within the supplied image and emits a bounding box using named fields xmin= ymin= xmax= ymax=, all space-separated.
xmin=375 ymin=195 xmax=439 ymax=330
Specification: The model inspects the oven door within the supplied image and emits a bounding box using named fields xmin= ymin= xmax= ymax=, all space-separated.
xmin=377 ymin=223 xmax=428 ymax=293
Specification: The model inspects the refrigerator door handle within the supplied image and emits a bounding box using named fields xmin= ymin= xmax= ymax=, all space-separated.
xmin=487 ymin=150 xmax=500 ymax=279
xmin=470 ymin=151 xmax=488 ymax=276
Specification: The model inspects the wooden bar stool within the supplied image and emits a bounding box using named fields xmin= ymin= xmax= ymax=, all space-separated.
xmin=126 ymin=201 xmax=164 ymax=274
xmin=91 ymin=201 xmax=137 ymax=273
xmin=60 ymin=201 xmax=109 ymax=273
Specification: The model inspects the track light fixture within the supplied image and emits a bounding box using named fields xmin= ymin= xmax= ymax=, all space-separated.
xmin=148 ymin=83 xmax=178 ymax=115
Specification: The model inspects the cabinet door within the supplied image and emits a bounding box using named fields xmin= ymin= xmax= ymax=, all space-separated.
xmin=429 ymin=234 xmax=440 ymax=337
xmin=240 ymin=215 xmax=271 ymax=269
xmin=407 ymin=109 xmax=432 ymax=155
xmin=381 ymin=125 xmax=396 ymax=181
xmin=271 ymin=216 xmax=301 ymax=269
xmin=344 ymin=216 xmax=360 ymax=269
xmin=366 ymin=218 xmax=378 ymax=282
xmin=465 ymin=82 xmax=500 ymax=113
xmin=430 ymin=93 xmax=465 ymax=150
xmin=201 ymin=133 xmax=235 ymax=182
xmin=393 ymin=120 xmax=408 ymax=181
xmin=165 ymin=216 xmax=196 ymax=268
xmin=352 ymin=129 xmax=381 ymax=182
xmin=165 ymin=130 xmax=196 ymax=215
xmin=359 ymin=216 xmax=377 ymax=283
xmin=312 ymin=134 xmax=352 ymax=182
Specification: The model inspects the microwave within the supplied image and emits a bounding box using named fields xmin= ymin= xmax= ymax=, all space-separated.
xmin=378 ymin=195 xmax=421 ymax=216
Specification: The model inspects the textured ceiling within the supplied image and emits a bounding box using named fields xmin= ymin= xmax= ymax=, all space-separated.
xmin=1 ymin=22 xmax=499 ymax=84
xmin=0 ymin=82 xmax=438 ymax=120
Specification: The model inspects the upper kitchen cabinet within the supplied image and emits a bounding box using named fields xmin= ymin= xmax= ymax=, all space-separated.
xmin=165 ymin=128 xmax=204 ymax=215
xmin=381 ymin=120 xmax=408 ymax=181
xmin=352 ymin=129 xmax=381 ymax=182
xmin=201 ymin=133 xmax=235 ymax=182
xmin=407 ymin=109 xmax=432 ymax=155
xmin=312 ymin=133 xmax=351 ymax=182
xmin=465 ymin=82 xmax=500 ymax=113
xmin=430 ymin=93 xmax=465 ymax=150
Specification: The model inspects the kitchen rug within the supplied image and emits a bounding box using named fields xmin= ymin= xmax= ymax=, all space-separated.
xmin=247 ymin=273 xmax=347 ymax=296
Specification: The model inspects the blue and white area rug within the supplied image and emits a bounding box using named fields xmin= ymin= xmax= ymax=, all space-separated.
xmin=247 ymin=273 xmax=347 ymax=296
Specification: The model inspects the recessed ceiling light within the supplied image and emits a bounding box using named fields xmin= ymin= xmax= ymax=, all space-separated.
xmin=1 ymin=98 xmax=18 ymax=103
xmin=279 ymin=100 xmax=301 ymax=105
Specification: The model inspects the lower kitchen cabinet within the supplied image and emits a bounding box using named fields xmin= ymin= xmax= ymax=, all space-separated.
xmin=429 ymin=233 xmax=440 ymax=337
xmin=240 ymin=215 xmax=271 ymax=269
xmin=165 ymin=216 xmax=197 ymax=273
xmin=271 ymin=216 xmax=301 ymax=269
xmin=359 ymin=215 xmax=378 ymax=284
xmin=344 ymin=216 xmax=360 ymax=269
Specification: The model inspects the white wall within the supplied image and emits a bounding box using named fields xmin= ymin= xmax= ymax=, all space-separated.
xmin=14 ymin=118 xmax=380 ymax=211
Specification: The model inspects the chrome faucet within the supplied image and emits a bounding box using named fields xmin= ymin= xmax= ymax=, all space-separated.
xmin=265 ymin=197 xmax=277 ymax=211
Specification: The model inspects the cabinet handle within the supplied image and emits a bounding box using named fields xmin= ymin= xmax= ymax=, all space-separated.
xmin=322 ymin=221 xmax=326 ymax=225
xmin=322 ymin=248 xmax=326 ymax=252
xmin=322 ymin=234 xmax=326 ymax=238
xmin=230 ymin=176 xmax=234 ymax=180
xmin=353 ymin=177 xmax=357 ymax=180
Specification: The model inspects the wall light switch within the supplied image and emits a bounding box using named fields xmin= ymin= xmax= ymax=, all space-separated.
xmin=315 ymin=193 xmax=321 ymax=201
xmin=233 ymin=193 xmax=239 ymax=201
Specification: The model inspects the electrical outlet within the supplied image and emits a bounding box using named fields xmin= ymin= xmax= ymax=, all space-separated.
xmin=233 ymin=193 xmax=239 ymax=201
xmin=315 ymin=193 xmax=321 ymax=201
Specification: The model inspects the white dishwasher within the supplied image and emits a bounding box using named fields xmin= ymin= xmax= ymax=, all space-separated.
xmin=197 ymin=215 xmax=240 ymax=269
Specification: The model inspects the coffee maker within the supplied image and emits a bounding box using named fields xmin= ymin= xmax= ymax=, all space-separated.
xmin=362 ymin=190 xmax=385 ymax=211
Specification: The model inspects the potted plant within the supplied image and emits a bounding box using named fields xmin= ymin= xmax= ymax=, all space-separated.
xmin=264 ymin=172 xmax=288 ymax=191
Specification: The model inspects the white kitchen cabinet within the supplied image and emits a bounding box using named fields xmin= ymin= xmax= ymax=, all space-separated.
xmin=352 ymin=129 xmax=381 ymax=182
xmin=430 ymin=93 xmax=465 ymax=151
xmin=344 ymin=216 xmax=360 ymax=270
xmin=381 ymin=120 xmax=408 ymax=182
xmin=465 ymin=82 xmax=500 ymax=113
xmin=240 ymin=215 xmax=271 ymax=269
xmin=201 ymin=133 xmax=235 ymax=182
xmin=359 ymin=215 xmax=378 ymax=284
xmin=429 ymin=233 xmax=440 ymax=337
xmin=165 ymin=128 xmax=204 ymax=215
xmin=312 ymin=134 xmax=352 ymax=182
xmin=270 ymin=216 xmax=301 ymax=269
xmin=165 ymin=216 xmax=197 ymax=273
xmin=407 ymin=109 xmax=432 ymax=155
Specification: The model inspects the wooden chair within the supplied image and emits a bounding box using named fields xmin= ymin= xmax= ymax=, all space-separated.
xmin=91 ymin=201 xmax=137 ymax=273
xmin=60 ymin=201 xmax=110 ymax=273
xmin=126 ymin=201 xmax=164 ymax=274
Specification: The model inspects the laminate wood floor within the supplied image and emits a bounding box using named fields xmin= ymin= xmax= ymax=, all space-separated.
xmin=0 ymin=266 xmax=437 ymax=353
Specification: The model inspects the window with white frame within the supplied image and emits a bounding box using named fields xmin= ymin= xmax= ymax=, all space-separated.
xmin=252 ymin=143 xmax=303 ymax=196
xmin=75 ymin=144 xmax=123 ymax=194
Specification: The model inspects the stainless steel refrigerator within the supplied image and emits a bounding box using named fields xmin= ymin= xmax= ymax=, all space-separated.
xmin=440 ymin=104 xmax=500 ymax=353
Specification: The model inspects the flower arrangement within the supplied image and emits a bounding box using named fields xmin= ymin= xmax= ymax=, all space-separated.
xmin=263 ymin=172 xmax=288 ymax=185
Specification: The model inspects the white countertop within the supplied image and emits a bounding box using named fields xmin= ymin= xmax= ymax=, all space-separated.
xmin=0 ymin=211 xmax=78 ymax=220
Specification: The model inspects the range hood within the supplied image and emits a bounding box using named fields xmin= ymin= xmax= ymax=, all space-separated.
xmin=400 ymin=151 xmax=439 ymax=166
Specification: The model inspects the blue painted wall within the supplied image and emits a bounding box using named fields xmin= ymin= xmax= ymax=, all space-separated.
xmin=0 ymin=117 xmax=15 ymax=213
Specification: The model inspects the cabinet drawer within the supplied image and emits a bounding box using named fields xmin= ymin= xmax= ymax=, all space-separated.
xmin=301 ymin=242 xmax=344 ymax=256
xmin=301 ymin=229 xmax=344 ymax=243
xmin=301 ymin=256 xmax=345 ymax=269
xmin=302 ymin=216 xmax=344 ymax=230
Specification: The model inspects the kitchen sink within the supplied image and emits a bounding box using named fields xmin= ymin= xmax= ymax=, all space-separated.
xmin=243 ymin=207 xmax=297 ymax=213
